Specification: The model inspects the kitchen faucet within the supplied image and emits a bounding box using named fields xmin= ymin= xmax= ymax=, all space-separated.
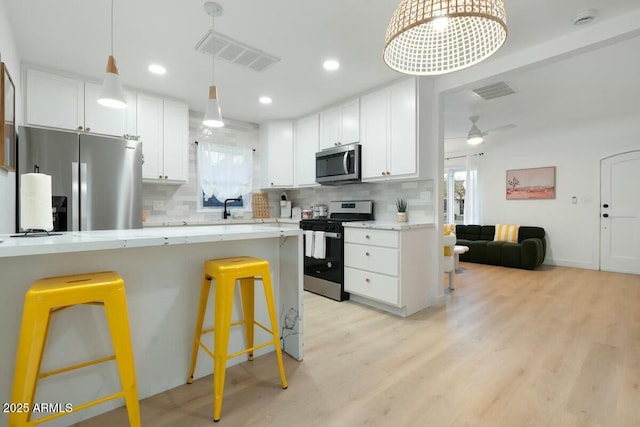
xmin=223 ymin=198 xmax=242 ymax=219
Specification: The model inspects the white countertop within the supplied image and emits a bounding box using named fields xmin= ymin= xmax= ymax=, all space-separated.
xmin=0 ymin=224 xmax=302 ymax=258
xmin=343 ymin=220 xmax=435 ymax=231
xmin=142 ymin=218 xmax=301 ymax=227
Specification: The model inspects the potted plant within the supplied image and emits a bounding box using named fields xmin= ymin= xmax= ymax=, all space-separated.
xmin=396 ymin=198 xmax=408 ymax=223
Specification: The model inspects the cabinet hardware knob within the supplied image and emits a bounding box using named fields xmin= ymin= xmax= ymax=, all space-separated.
xmin=85 ymin=127 xmax=91 ymax=132
xmin=365 ymin=278 xmax=370 ymax=283
xmin=164 ymin=176 xmax=168 ymax=179
xmin=365 ymin=252 xmax=370 ymax=256
xmin=381 ymin=172 xmax=385 ymax=176
xmin=159 ymin=175 xmax=163 ymax=179
xmin=603 ymin=204 xmax=609 ymax=208
xmin=365 ymin=235 xmax=370 ymax=239
xmin=271 ymin=182 xmax=274 ymax=186
xmin=77 ymin=126 xmax=83 ymax=130
xmin=602 ymin=213 xmax=609 ymax=218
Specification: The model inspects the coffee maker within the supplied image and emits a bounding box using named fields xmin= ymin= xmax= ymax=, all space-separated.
xmin=279 ymin=192 xmax=292 ymax=218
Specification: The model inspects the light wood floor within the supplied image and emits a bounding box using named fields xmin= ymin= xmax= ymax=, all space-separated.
xmin=76 ymin=263 xmax=640 ymax=427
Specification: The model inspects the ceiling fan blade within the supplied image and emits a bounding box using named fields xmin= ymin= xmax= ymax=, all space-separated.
xmin=485 ymin=123 xmax=516 ymax=134
xmin=445 ymin=136 xmax=467 ymax=140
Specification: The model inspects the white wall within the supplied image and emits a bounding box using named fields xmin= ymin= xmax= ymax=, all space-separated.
xmin=0 ymin=0 xmax=21 ymax=233
xmin=479 ymin=114 xmax=639 ymax=270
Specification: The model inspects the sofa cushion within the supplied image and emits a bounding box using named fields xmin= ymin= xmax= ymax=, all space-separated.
xmin=494 ymin=224 xmax=520 ymax=243
xmin=486 ymin=241 xmax=504 ymax=265
xmin=518 ymin=226 xmax=545 ymax=242
xmin=467 ymin=240 xmax=490 ymax=263
xmin=501 ymin=243 xmax=522 ymax=268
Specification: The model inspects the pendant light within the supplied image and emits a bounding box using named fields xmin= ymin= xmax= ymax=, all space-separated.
xmin=202 ymin=2 xmax=224 ymax=128
xmin=383 ymin=0 xmax=508 ymax=76
xmin=98 ymin=0 xmax=127 ymax=108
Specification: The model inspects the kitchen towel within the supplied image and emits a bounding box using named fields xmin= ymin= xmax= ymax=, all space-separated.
xmin=20 ymin=173 xmax=53 ymax=231
xmin=304 ymin=230 xmax=314 ymax=257
xmin=312 ymin=231 xmax=326 ymax=259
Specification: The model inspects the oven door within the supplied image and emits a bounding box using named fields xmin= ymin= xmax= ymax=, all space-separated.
xmin=302 ymin=230 xmax=349 ymax=301
xmin=303 ymin=231 xmax=343 ymax=283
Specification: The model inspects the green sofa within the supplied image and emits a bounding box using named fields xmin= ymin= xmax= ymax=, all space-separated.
xmin=455 ymin=225 xmax=546 ymax=270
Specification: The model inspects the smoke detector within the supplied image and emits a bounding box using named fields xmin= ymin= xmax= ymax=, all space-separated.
xmin=572 ymin=10 xmax=597 ymax=26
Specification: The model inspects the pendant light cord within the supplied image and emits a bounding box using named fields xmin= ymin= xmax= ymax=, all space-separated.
xmin=110 ymin=0 xmax=114 ymax=56
xmin=211 ymin=13 xmax=215 ymax=84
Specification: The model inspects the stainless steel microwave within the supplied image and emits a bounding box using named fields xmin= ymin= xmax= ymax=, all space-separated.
xmin=315 ymin=143 xmax=361 ymax=185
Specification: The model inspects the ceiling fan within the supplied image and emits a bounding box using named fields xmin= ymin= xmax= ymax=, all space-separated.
xmin=447 ymin=116 xmax=516 ymax=145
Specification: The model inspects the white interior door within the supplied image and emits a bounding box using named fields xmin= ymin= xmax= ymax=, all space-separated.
xmin=600 ymin=150 xmax=640 ymax=274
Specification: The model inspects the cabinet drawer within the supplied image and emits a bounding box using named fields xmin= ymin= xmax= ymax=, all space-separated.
xmin=344 ymin=243 xmax=398 ymax=276
xmin=344 ymin=228 xmax=399 ymax=248
xmin=345 ymin=267 xmax=399 ymax=306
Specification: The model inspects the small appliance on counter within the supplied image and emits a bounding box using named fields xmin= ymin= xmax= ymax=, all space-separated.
xmin=300 ymin=200 xmax=374 ymax=301
xmin=279 ymin=192 xmax=292 ymax=218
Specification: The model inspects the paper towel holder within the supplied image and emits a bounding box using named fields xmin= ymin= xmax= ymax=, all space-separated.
xmin=12 ymin=166 xmax=63 ymax=238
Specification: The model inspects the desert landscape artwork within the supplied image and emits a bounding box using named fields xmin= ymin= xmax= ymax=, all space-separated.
xmin=506 ymin=166 xmax=555 ymax=200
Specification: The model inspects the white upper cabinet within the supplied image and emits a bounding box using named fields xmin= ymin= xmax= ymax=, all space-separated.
xmin=264 ymin=121 xmax=294 ymax=188
xmin=25 ymin=68 xmax=138 ymax=137
xmin=162 ymin=100 xmax=189 ymax=183
xmin=137 ymin=94 xmax=164 ymax=181
xmin=360 ymin=78 xmax=417 ymax=181
xmin=294 ymin=114 xmax=319 ymax=187
xmin=319 ymin=99 xmax=359 ymax=150
xmin=137 ymin=95 xmax=189 ymax=183
xmin=25 ymin=68 xmax=84 ymax=131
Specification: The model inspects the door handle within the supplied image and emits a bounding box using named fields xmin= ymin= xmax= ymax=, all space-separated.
xmin=602 ymin=213 xmax=609 ymax=218
xmin=343 ymin=152 xmax=349 ymax=174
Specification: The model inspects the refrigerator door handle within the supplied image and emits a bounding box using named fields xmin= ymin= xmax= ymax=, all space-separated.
xmin=72 ymin=162 xmax=80 ymax=231
xmin=80 ymin=162 xmax=88 ymax=230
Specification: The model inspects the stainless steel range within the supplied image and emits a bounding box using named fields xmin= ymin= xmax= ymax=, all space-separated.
xmin=300 ymin=200 xmax=374 ymax=301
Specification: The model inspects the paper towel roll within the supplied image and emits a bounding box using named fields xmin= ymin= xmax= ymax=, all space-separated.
xmin=20 ymin=173 xmax=54 ymax=232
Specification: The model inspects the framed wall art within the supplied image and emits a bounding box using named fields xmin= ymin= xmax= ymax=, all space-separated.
xmin=1 ymin=62 xmax=16 ymax=171
xmin=506 ymin=166 xmax=555 ymax=200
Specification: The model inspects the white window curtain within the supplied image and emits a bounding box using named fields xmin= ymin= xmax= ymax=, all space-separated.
xmin=464 ymin=155 xmax=480 ymax=224
xmin=197 ymin=141 xmax=253 ymax=204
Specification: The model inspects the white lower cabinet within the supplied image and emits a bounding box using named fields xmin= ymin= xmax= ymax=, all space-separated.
xmin=344 ymin=226 xmax=433 ymax=317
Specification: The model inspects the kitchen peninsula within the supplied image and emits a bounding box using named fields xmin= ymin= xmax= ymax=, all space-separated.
xmin=0 ymin=224 xmax=303 ymax=425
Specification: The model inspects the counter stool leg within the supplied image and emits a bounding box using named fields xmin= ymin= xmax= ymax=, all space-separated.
xmin=104 ymin=289 xmax=141 ymax=427
xmin=239 ymin=278 xmax=255 ymax=361
xmin=213 ymin=278 xmax=234 ymax=422
xmin=260 ymin=270 xmax=288 ymax=390
xmin=188 ymin=273 xmax=212 ymax=384
xmin=9 ymin=300 xmax=50 ymax=427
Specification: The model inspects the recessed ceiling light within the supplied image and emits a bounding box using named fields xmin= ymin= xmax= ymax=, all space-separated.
xmin=148 ymin=64 xmax=167 ymax=75
xmin=323 ymin=59 xmax=340 ymax=71
xmin=259 ymin=96 xmax=273 ymax=105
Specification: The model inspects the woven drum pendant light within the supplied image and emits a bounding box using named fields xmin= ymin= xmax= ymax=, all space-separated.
xmin=383 ymin=0 xmax=507 ymax=75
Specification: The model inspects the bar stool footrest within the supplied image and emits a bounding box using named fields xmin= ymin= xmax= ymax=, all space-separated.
xmin=31 ymin=391 xmax=124 ymax=425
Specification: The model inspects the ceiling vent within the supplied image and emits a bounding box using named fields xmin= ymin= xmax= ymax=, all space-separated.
xmin=472 ymin=81 xmax=516 ymax=100
xmin=195 ymin=30 xmax=281 ymax=72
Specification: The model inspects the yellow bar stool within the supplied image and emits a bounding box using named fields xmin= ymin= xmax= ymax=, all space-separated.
xmin=187 ymin=256 xmax=288 ymax=422
xmin=9 ymin=271 xmax=140 ymax=427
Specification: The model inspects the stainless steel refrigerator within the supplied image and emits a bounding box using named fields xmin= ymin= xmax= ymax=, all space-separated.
xmin=17 ymin=126 xmax=143 ymax=232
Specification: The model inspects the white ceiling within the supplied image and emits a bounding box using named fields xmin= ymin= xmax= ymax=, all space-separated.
xmin=5 ymin=0 xmax=640 ymax=154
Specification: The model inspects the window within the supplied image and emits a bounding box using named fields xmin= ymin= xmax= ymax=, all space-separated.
xmin=444 ymin=169 xmax=467 ymax=224
xmin=197 ymin=141 xmax=253 ymax=211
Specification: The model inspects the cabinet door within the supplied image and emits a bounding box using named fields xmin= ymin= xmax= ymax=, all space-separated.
xmin=266 ymin=121 xmax=294 ymax=187
xmin=389 ymin=79 xmax=417 ymax=177
xmin=162 ymin=100 xmax=189 ymax=182
xmin=84 ymin=82 xmax=128 ymax=136
xmin=344 ymin=267 xmax=400 ymax=306
xmin=294 ymin=114 xmax=319 ymax=187
xmin=339 ymin=99 xmax=360 ymax=144
xmin=360 ymin=89 xmax=389 ymax=180
xmin=25 ymin=68 xmax=84 ymax=131
xmin=137 ymin=94 xmax=164 ymax=180
xmin=319 ymin=107 xmax=340 ymax=150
